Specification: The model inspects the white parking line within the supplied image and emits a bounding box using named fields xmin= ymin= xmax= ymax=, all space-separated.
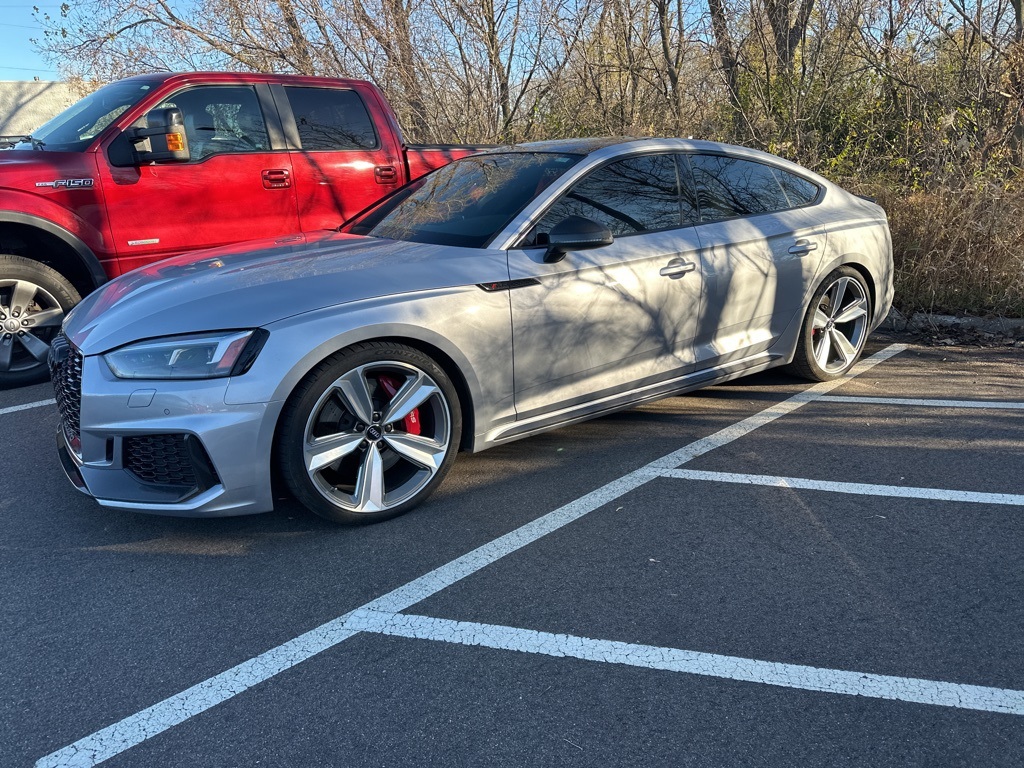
xmin=345 ymin=609 xmax=1024 ymax=716
xmin=658 ymin=468 xmax=1024 ymax=506
xmin=36 ymin=344 xmax=907 ymax=768
xmin=0 ymin=398 xmax=55 ymax=417
xmin=818 ymin=395 xmax=1024 ymax=410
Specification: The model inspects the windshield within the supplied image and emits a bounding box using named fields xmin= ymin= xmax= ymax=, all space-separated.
xmin=344 ymin=152 xmax=583 ymax=248
xmin=13 ymin=80 xmax=155 ymax=152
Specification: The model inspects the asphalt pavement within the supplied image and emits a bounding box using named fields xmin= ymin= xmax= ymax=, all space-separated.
xmin=2 ymin=338 xmax=1022 ymax=767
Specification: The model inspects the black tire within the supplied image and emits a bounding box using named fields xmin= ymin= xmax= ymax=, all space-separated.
xmin=277 ymin=341 xmax=462 ymax=525
xmin=787 ymin=266 xmax=871 ymax=382
xmin=0 ymin=254 xmax=81 ymax=389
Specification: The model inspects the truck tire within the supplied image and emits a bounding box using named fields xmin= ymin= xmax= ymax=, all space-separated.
xmin=0 ymin=254 xmax=81 ymax=388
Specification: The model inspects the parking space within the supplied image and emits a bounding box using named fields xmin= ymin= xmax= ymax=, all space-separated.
xmin=683 ymin=401 xmax=1024 ymax=493
xmin=4 ymin=340 xmax=1024 ymax=767
xmin=87 ymin=635 xmax=1021 ymax=768
xmin=414 ymin=480 xmax=1024 ymax=683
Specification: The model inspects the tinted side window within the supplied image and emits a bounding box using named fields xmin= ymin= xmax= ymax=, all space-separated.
xmin=688 ymin=155 xmax=791 ymax=221
xmin=775 ymin=169 xmax=819 ymax=207
xmin=285 ymin=87 xmax=378 ymax=151
xmin=159 ymin=86 xmax=270 ymax=160
xmin=536 ymin=154 xmax=681 ymax=237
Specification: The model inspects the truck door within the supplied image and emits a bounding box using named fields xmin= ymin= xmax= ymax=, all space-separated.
xmin=273 ymin=85 xmax=403 ymax=231
xmin=101 ymin=84 xmax=300 ymax=272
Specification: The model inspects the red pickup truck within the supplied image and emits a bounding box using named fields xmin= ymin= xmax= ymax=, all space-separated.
xmin=0 ymin=71 xmax=483 ymax=386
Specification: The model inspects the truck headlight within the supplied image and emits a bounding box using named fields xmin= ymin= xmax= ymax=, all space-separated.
xmin=104 ymin=329 xmax=268 ymax=380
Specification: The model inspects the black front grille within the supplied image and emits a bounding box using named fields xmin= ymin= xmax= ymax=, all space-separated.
xmin=49 ymin=333 xmax=83 ymax=444
xmin=124 ymin=434 xmax=219 ymax=492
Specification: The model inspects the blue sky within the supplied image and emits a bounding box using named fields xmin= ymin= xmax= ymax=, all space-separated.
xmin=0 ymin=3 xmax=61 ymax=80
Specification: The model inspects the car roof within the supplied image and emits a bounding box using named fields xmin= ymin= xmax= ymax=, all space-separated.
xmin=480 ymin=137 xmax=832 ymax=188
xmin=480 ymin=137 xmax=774 ymax=158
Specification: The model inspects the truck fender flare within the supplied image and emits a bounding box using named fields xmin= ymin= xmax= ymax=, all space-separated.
xmin=0 ymin=211 xmax=108 ymax=289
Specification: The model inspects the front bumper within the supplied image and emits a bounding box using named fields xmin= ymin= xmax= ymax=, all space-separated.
xmin=54 ymin=351 xmax=282 ymax=517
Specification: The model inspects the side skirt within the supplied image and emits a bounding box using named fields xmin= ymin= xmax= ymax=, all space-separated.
xmin=474 ymin=351 xmax=785 ymax=451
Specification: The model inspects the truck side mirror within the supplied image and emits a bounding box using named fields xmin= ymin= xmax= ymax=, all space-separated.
xmin=129 ymin=107 xmax=191 ymax=164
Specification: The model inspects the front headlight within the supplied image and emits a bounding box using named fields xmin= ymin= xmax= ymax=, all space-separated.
xmin=104 ymin=329 xmax=268 ymax=380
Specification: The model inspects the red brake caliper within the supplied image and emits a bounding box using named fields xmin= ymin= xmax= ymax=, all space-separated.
xmin=377 ymin=375 xmax=421 ymax=436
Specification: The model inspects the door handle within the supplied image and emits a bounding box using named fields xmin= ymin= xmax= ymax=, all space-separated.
xmin=659 ymin=259 xmax=697 ymax=279
xmin=788 ymin=239 xmax=819 ymax=255
xmin=262 ymin=169 xmax=291 ymax=189
xmin=375 ymin=165 xmax=399 ymax=184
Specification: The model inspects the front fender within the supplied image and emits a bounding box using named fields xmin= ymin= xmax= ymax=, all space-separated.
xmin=0 ymin=176 xmax=110 ymax=260
xmin=0 ymin=207 xmax=110 ymax=288
xmin=224 ymin=285 xmax=516 ymax=441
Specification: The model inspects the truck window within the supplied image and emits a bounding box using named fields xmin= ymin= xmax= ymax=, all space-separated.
xmin=284 ymin=87 xmax=378 ymax=151
xmin=158 ymin=86 xmax=270 ymax=160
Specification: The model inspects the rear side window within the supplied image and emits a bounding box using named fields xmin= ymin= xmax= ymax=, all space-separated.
xmin=687 ymin=154 xmax=798 ymax=221
xmin=536 ymin=154 xmax=682 ymax=237
xmin=775 ymin=170 xmax=820 ymax=207
xmin=285 ymin=87 xmax=378 ymax=151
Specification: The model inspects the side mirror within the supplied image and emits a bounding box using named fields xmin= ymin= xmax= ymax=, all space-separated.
xmin=543 ymin=215 xmax=614 ymax=263
xmin=129 ymin=107 xmax=190 ymax=164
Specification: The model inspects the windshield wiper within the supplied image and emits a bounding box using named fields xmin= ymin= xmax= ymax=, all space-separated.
xmin=0 ymin=134 xmax=45 ymax=149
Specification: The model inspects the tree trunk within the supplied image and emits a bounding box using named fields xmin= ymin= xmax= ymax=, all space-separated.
xmin=707 ymin=0 xmax=743 ymax=133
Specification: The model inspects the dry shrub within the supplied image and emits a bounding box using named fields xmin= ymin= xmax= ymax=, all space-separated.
xmin=878 ymin=184 xmax=1024 ymax=317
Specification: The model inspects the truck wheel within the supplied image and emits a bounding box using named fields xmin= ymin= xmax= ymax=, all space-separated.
xmin=0 ymin=254 xmax=81 ymax=388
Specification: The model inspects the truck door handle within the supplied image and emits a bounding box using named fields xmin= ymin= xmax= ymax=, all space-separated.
xmin=788 ymin=239 xmax=818 ymax=255
xmin=262 ymin=169 xmax=291 ymax=189
xmin=659 ymin=259 xmax=697 ymax=279
xmin=375 ymin=165 xmax=399 ymax=184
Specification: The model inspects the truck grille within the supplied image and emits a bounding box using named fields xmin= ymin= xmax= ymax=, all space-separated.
xmin=124 ymin=434 xmax=219 ymax=492
xmin=49 ymin=333 xmax=83 ymax=447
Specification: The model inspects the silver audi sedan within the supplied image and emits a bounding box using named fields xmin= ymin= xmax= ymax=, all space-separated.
xmin=51 ymin=138 xmax=893 ymax=523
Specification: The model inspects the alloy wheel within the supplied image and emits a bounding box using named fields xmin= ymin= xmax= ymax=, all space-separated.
xmin=302 ymin=361 xmax=452 ymax=514
xmin=810 ymin=275 xmax=869 ymax=375
xmin=0 ymin=279 xmax=65 ymax=374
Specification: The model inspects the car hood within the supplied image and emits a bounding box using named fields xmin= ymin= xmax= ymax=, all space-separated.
xmin=64 ymin=232 xmax=510 ymax=354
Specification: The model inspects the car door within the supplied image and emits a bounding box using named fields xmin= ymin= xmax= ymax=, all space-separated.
xmin=683 ymin=153 xmax=827 ymax=367
xmin=102 ymin=84 xmax=300 ymax=272
xmin=274 ymin=85 xmax=403 ymax=231
xmin=507 ymin=153 xmax=704 ymax=420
